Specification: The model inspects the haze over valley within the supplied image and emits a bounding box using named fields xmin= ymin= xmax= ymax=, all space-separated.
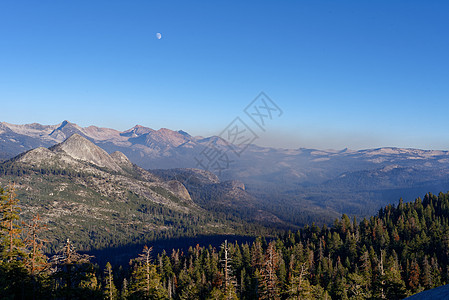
xmin=2 ymin=120 xmax=449 ymax=227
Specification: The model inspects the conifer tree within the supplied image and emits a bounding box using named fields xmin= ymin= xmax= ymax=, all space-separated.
xmin=121 ymin=278 xmax=129 ymax=299
xmin=407 ymin=259 xmax=421 ymax=292
xmin=0 ymin=184 xmax=30 ymax=298
xmin=129 ymin=245 xmax=167 ymax=299
xmin=50 ymin=238 xmax=99 ymax=299
xmin=259 ymin=241 xmax=280 ymax=300
xmin=22 ymin=214 xmax=49 ymax=299
xmin=287 ymin=261 xmax=315 ymax=299
xmin=104 ymin=262 xmax=118 ymax=299
xmin=220 ymin=240 xmax=238 ymax=300
xmin=0 ymin=184 xmax=25 ymax=262
xmin=23 ymin=214 xmax=49 ymax=276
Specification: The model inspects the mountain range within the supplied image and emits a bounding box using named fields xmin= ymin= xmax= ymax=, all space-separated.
xmin=0 ymin=133 xmax=275 ymax=251
xmin=2 ymin=120 xmax=449 ymax=224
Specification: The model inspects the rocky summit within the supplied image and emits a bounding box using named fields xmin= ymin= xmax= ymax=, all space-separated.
xmin=50 ymin=133 xmax=124 ymax=172
xmin=0 ymin=133 xmax=262 ymax=251
xmin=4 ymin=120 xmax=449 ymax=224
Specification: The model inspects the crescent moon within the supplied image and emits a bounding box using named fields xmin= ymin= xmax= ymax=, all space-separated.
xmin=156 ymin=33 xmax=162 ymax=39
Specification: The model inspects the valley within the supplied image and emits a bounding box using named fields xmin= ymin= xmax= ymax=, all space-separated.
xmin=2 ymin=120 xmax=449 ymax=226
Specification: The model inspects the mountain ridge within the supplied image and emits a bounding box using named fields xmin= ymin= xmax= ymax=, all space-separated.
xmin=0 ymin=133 xmax=279 ymax=250
xmin=49 ymin=133 xmax=124 ymax=172
xmin=3 ymin=120 xmax=449 ymax=223
xmin=3 ymin=120 xmax=449 ymax=156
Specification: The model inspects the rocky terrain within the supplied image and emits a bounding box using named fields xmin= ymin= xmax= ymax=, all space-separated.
xmin=0 ymin=134 xmax=271 ymax=251
xmin=151 ymin=168 xmax=288 ymax=227
xmin=3 ymin=120 xmax=449 ymax=223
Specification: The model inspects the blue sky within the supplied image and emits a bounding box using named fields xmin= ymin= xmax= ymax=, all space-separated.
xmin=0 ymin=1 xmax=448 ymax=150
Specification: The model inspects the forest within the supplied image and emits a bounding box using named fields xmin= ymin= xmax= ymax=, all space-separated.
xmin=1 ymin=184 xmax=449 ymax=299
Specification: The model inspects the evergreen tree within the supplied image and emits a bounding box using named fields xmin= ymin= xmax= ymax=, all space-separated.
xmin=121 ymin=278 xmax=129 ymax=299
xmin=50 ymin=238 xmax=100 ymax=299
xmin=259 ymin=241 xmax=280 ymax=300
xmin=0 ymin=184 xmax=30 ymax=298
xmin=23 ymin=214 xmax=49 ymax=276
xmin=220 ymin=240 xmax=238 ymax=300
xmin=129 ymin=245 xmax=167 ymax=299
xmin=0 ymin=184 xmax=25 ymax=262
xmin=23 ymin=214 xmax=50 ymax=299
xmin=104 ymin=262 xmax=118 ymax=299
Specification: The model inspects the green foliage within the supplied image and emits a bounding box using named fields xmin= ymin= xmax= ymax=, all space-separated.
xmin=128 ymin=247 xmax=168 ymax=299
xmin=0 ymin=164 xmax=279 ymax=254
xmin=0 ymin=185 xmax=25 ymax=262
xmin=104 ymin=262 xmax=118 ymax=299
xmin=4 ymin=180 xmax=449 ymax=299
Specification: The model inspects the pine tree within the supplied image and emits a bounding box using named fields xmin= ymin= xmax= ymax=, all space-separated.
xmin=0 ymin=184 xmax=29 ymax=298
xmin=0 ymin=184 xmax=25 ymax=262
xmin=121 ymin=278 xmax=129 ymax=299
xmin=129 ymin=245 xmax=168 ymax=299
xmin=421 ymin=256 xmax=432 ymax=289
xmin=407 ymin=259 xmax=421 ymax=292
xmin=220 ymin=240 xmax=238 ymax=300
xmin=287 ymin=261 xmax=315 ymax=299
xmin=104 ymin=262 xmax=118 ymax=299
xmin=347 ymin=272 xmax=371 ymax=299
xmin=373 ymin=250 xmax=386 ymax=299
xmin=50 ymin=238 xmax=99 ymax=299
xmin=22 ymin=214 xmax=49 ymax=299
xmin=259 ymin=241 xmax=280 ymax=300
xmin=23 ymin=214 xmax=49 ymax=276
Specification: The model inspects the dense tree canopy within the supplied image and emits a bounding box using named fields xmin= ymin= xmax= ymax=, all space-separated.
xmin=2 ymin=185 xmax=449 ymax=299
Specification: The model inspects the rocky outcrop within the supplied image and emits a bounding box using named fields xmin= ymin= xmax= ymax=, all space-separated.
xmin=223 ymin=180 xmax=245 ymax=191
xmin=110 ymin=151 xmax=133 ymax=169
xmin=50 ymin=134 xmax=123 ymax=172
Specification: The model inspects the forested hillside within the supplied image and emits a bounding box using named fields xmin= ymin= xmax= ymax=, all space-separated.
xmin=0 ymin=135 xmax=277 ymax=252
xmin=2 ymin=185 xmax=449 ymax=299
xmin=4 ymin=121 xmax=449 ymax=223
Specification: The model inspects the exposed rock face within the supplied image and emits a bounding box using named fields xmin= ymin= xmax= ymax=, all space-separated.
xmin=11 ymin=134 xmax=196 ymax=204
xmin=12 ymin=134 xmax=193 ymax=206
xmin=16 ymin=147 xmax=59 ymax=165
xmin=120 ymin=125 xmax=154 ymax=137
xmin=150 ymin=168 xmax=286 ymax=226
xmin=0 ymin=133 xmax=205 ymax=249
xmin=223 ymin=180 xmax=245 ymax=191
xmin=48 ymin=120 xmax=86 ymax=141
xmin=110 ymin=151 xmax=133 ymax=169
xmin=5 ymin=120 xmax=449 ymax=221
xmin=165 ymin=180 xmax=192 ymax=202
xmin=50 ymin=134 xmax=123 ymax=172
xmin=129 ymin=128 xmax=191 ymax=149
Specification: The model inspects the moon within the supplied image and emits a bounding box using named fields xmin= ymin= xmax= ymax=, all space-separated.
xmin=156 ymin=32 xmax=162 ymax=40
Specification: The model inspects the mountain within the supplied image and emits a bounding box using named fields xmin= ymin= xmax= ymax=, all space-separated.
xmin=0 ymin=134 xmax=272 ymax=251
xmin=49 ymin=134 xmax=124 ymax=172
xmin=3 ymin=120 xmax=449 ymax=224
xmin=0 ymin=121 xmax=220 ymax=168
xmin=151 ymin=168 xmax=289 ymax=227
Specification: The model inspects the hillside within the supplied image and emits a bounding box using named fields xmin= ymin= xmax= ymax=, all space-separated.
xmin=0 ymin=134 xmax=273 ymax=251
xmin=3 ymin=121 xmax=449 ymax=224
xmin=3 ymin=187 xmax=449 ymax=298
xmin=152 ymin=168 xmax=289 ymax=227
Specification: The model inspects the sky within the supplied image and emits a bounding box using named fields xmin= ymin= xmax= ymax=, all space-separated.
xmin=0 ymin=1 xmax=448 ymax=150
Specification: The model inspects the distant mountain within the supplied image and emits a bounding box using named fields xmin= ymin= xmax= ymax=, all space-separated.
xmin=0 ymin=134 xmax=272 ymax=251
xmin=151 ymin=168 xmax=289 ymax=228
xmin=2 ymin=120 xmax=449 ymax=224
xmin=0 ymin=120 xmax=214 ymax=169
